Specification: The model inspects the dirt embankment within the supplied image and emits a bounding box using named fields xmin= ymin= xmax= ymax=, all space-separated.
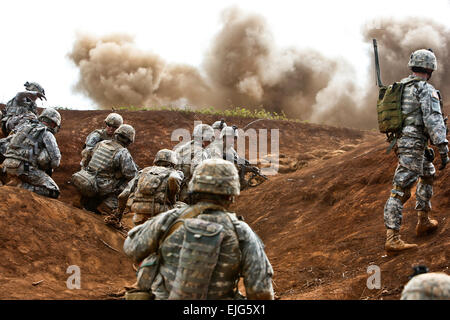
xmin=0 ymin=108 xmax=448 ymax=299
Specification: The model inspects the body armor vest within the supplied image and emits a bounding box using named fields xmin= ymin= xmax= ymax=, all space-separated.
xmin=159 ymin=208 xmax=241 ymax=299
xmin=5 ymin=122 xmax=46 ymax=166
xmin=87 ymin=140 xmax=123 ymax=178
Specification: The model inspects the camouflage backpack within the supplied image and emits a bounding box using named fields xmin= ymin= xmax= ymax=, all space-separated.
xmin=130 ymin=166 xmax=173 ymax=215
xmin=377 ymin=78 xmax=421 ymax=134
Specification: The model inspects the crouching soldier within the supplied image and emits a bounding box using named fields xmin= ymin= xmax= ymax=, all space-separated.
xmin=80 ymin=113 xmax=123 ymax=169
xmin=123 ymin=158 xmax=274 ymax=300
xmin=2 ymin=108 xmax=61 ymax=198
xmin=107 ymin=149 xmax=184 ymax=228
xmin=72 ymin=124 xmax=138 ymax=218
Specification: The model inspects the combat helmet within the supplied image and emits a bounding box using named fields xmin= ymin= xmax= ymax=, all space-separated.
xmin=39 ymin=108 xmax=61 ymax=133
xmin=212 ymin=120 xmax=227 ymax=131
xmin=105 ymin=113 xmax=123 ymax=128
xmin=188 ymin=158 xmax=240 ymax=196
xmin=408 ymin=49 xmax=437 ymax=71
xmin=154 ymin=149 xmax=177 ymax=166
xmin=193 ymin=124 xmax=215 ymax=142
xmin=115 ymin=124 xmax=135 ymax=144
xmin=401 ymin=273 xmax=450 ymax=300
xmin=24 ymin=82 xmax=45 ymax=96
xmin=220 ymin=126 xmax=239 ymax=139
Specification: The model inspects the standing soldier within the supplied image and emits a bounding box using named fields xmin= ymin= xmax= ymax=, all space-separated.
xmin=80 ymin=113 xmax=123 ymax=169
xmin=383 ymin=49 xmax=449 ymax=252
xmin=2 ymin=108 xmax=61 ymax=198
xmin=123 ymin=158 xmax=274 ymax=300
xmin=109 ymin=149 xmax=184 ymax=228
xmin=1 ymin=82 xmax=46 ymax=136
xmin=72 ymin=124 xmax=138 ymax=217
xmin=174 ymin=123 xmax=215 ymax=203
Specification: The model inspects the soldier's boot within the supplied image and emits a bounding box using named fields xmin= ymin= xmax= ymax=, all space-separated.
xmin=385 ymin=229 xmax=418 ymax=252
xmin=104 ymin=210 xmax=124 ymax=230
xmin=416 ymin=211 xmax=438 ymax=236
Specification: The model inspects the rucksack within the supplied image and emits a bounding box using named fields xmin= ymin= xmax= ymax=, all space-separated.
xmin=136 ymin=167 xmax=171 ymax=197
xmin=377 ymin=78 xmax=421 ymax=134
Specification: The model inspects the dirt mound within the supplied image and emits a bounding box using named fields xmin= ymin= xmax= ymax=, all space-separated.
xmin=0 ymin=108 xmax=448 ymax=300
xmin=0 ymin=186 xmax=134 ymax=299
xmin=232 ymin=134 xmax=449 ymax=299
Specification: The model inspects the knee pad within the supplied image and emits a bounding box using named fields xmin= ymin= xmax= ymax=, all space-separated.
xmin=390 ymin=185 xmax=412 ymax=204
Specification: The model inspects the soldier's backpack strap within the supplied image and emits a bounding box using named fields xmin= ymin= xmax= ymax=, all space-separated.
xmin=158 ymin=203 xmax=226 ymax=247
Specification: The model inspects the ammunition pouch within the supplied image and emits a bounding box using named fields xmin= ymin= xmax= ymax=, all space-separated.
xmin=71 ymin=169 xmax=98 ymax=197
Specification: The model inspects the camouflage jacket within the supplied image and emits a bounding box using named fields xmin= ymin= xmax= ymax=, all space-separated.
xmin=123 ymin=202 xmax=274 ymax=300
xmin=174 ymin=140 xmax=210 ymax=181
xmin=3 ymin=92 xmax=38 ymax=118
xmin=400 ymin=75 xmax=448 ymax=154
xmin=84 ymin=128 xmax=112 ymax=151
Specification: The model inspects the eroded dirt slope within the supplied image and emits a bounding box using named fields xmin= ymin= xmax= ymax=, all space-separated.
xmin=0 ymin=108 xmax=448 ymax=299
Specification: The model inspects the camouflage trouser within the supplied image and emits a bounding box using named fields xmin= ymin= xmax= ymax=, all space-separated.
xmin=80 ymin=193 xmax=118 ymax=215
xmin=3 ymin=158 xmax=60 ymax=198
xmin=384 ymin=143 xmax=435 ymax=230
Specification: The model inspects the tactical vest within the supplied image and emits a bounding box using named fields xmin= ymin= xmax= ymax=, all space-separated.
xmin=87 ymin=140 xmax=123 ymax=178
xmin=159 ymin=206 xmax=241 ymax=299
xmin=5 ymin=122 xmax=47 ymax=166
xmin=131 ymin=166 xmax=174 ymax=215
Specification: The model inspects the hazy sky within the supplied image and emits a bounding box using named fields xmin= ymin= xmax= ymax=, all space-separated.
xmin=1 ymin=0 xmax=450 ymax=109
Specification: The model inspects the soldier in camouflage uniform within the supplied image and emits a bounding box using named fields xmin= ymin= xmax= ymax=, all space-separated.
xmin=384 ymin=49 xmax=449 ymax=252
xmin=209 ymin=125 xmax=240 ymax=162
xmin=73 ymin=124 xmax=138 ymax=216
xmin=2 ymin=108 xmax=61 ymax=198
xmin=80 ymin=113 xmax=123 ymax=169
xmin=123 ymin=158 xmax=274 ymax=300
xmin=401 ymin=273 xmax=450 ymax=300
xmin=1 ymin=82 xmax=46 ymax=136
xmin=211 ymin=119 xmax=227 ymax=139
xmin=110 ymin=149 xmax=184 ymax=228
xmin=174 ymin=123 xmax=215 ymax=203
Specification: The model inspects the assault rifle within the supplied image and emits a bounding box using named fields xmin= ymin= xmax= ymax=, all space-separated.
xmin=232 ymin=155 xmax=268 ymax=190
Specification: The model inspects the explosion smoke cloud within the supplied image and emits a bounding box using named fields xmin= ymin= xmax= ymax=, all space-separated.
xmin=68 ymin=9 xmax=450 ymax=129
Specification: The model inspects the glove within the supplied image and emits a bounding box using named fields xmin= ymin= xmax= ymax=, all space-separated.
xmin=439 ymin=153 xmax=449 ymax=170
xmin=424 ymin=147 xmax=435 ymax=162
